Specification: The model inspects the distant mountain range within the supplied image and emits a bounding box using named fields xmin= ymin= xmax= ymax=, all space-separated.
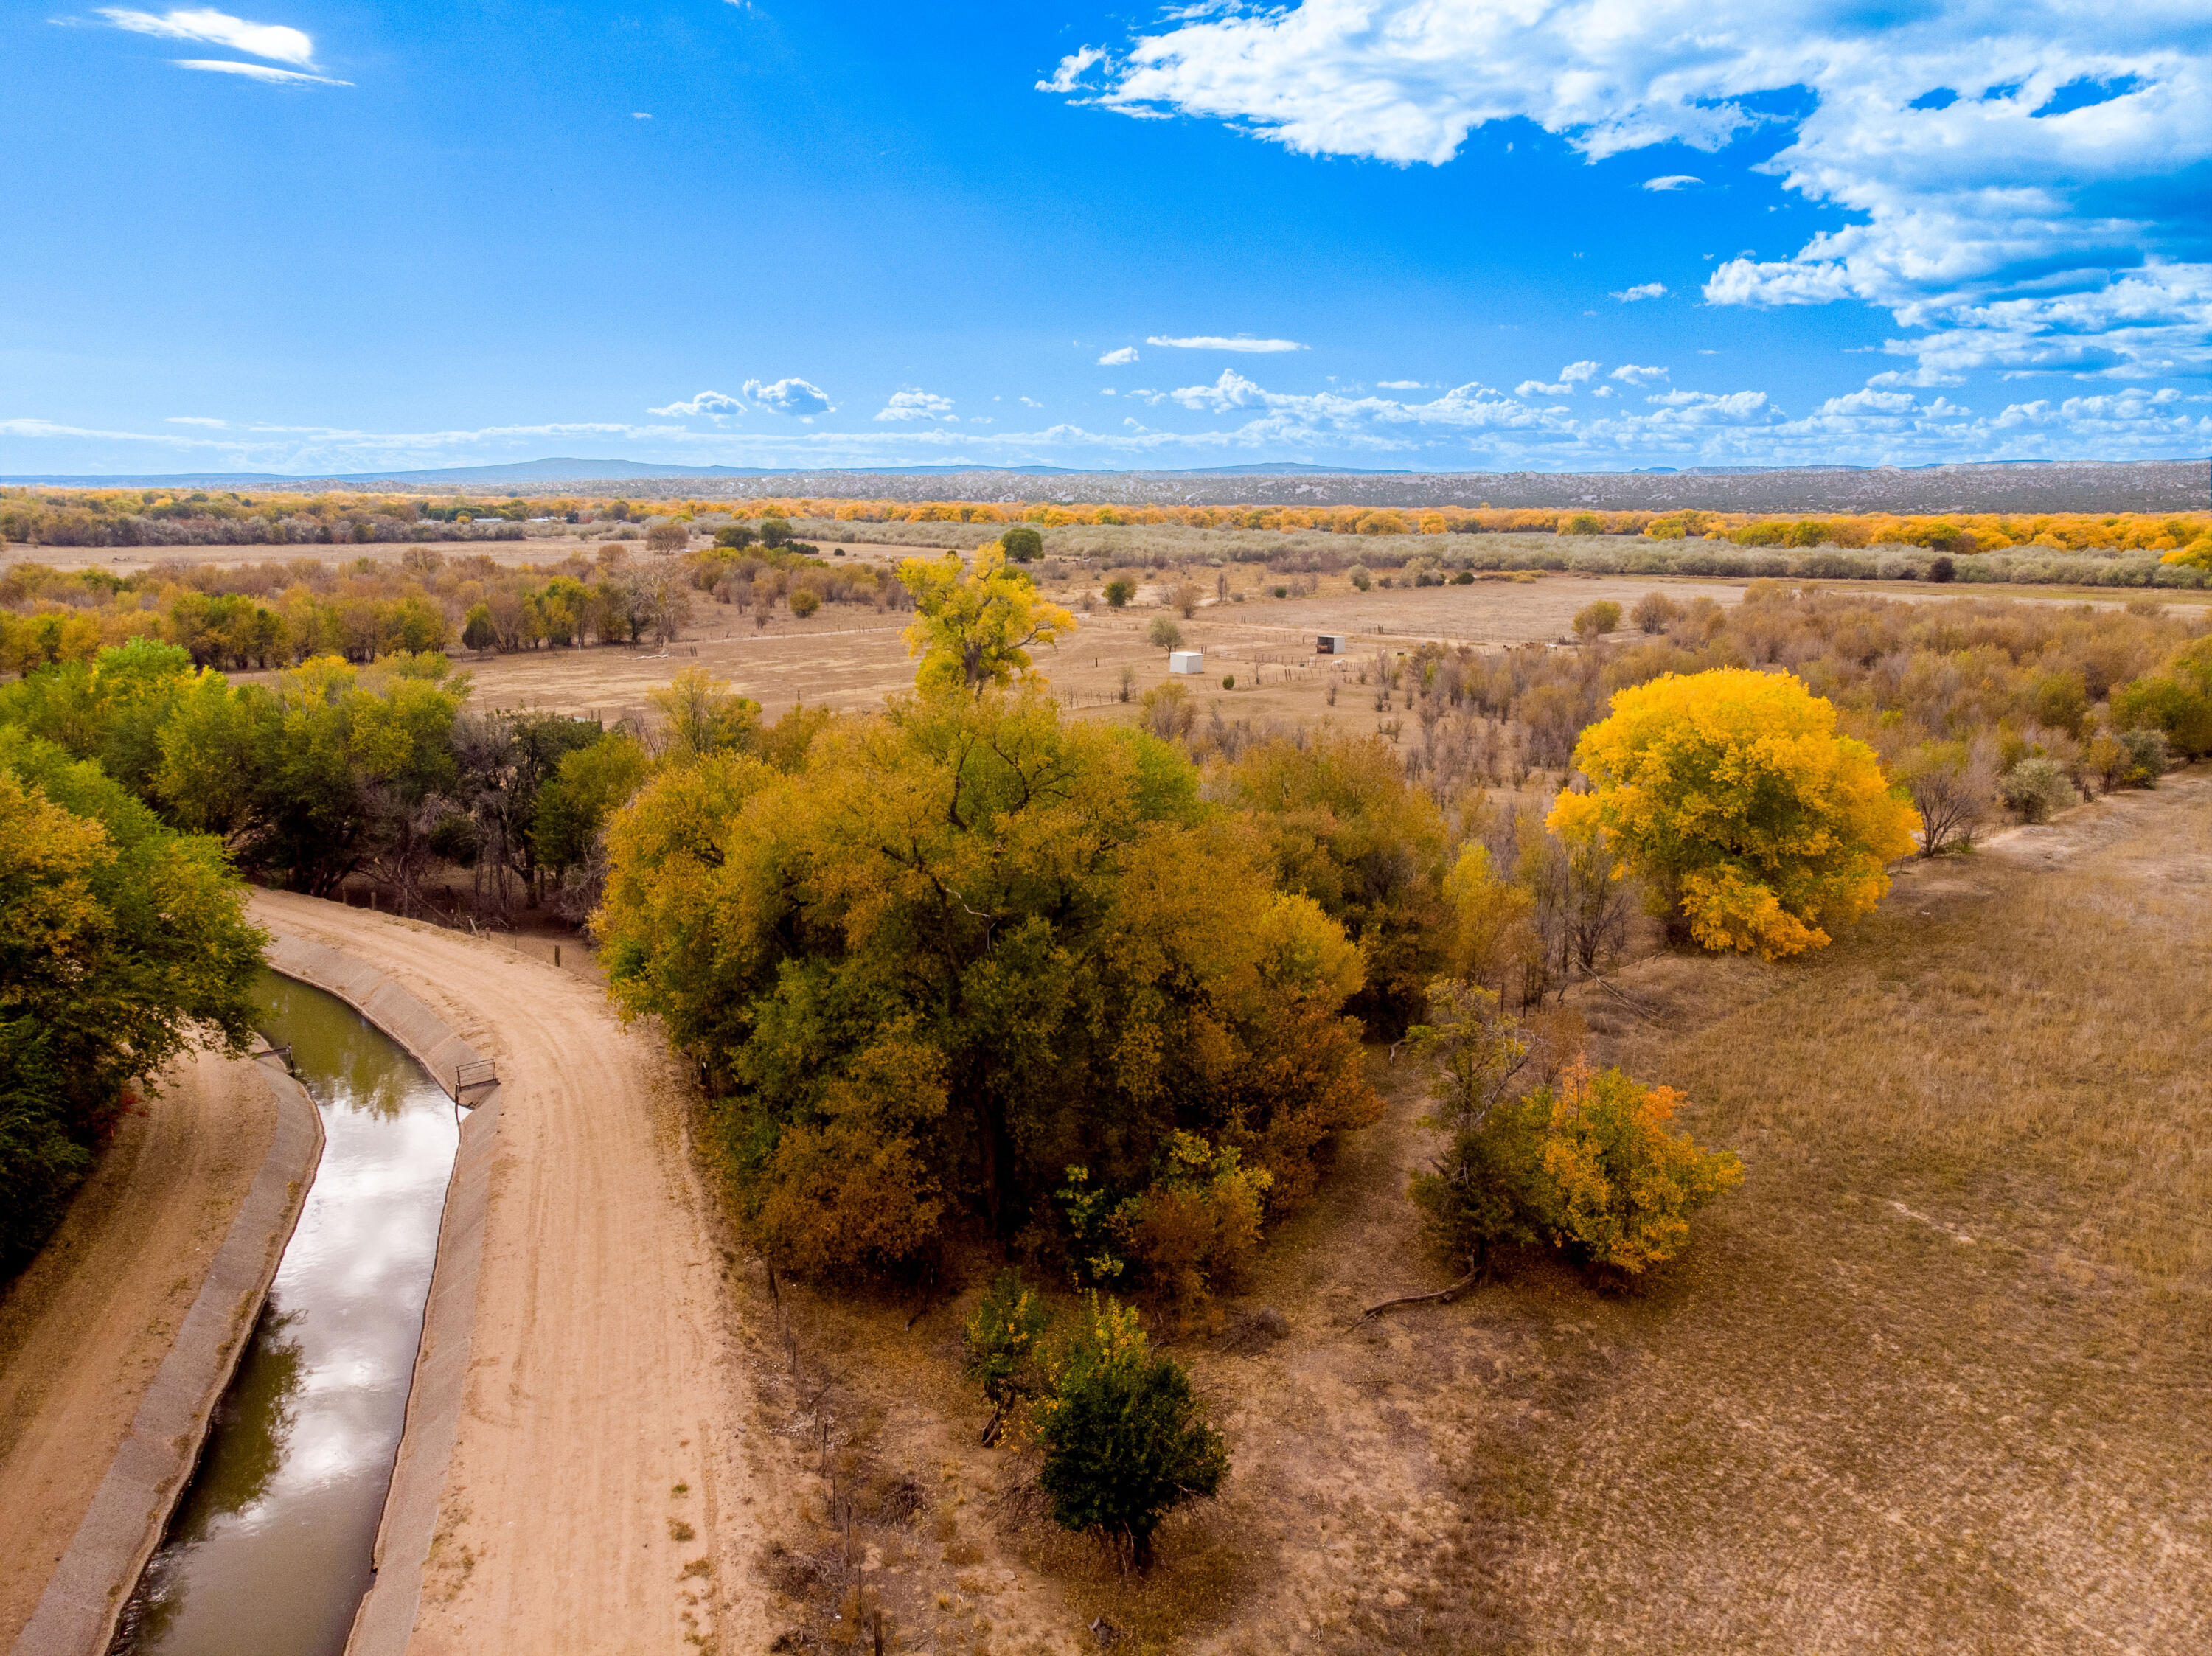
xmin=5 ymin=456 xmax=2205 ymax=513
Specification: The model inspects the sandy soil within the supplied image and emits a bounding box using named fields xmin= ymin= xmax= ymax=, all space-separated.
xmin=248 ymin=891 xmax=772 ymax=1656
xmin=0 ymin=1051 xmax=277 ymax=1648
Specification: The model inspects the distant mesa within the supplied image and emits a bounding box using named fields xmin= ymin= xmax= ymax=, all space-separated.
xmin=4 ymin=456 xmax=2205 ymax=513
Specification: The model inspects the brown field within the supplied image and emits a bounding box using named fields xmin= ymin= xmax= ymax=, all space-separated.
xmin=175 ymin=554 xmax=2177 ymax=734
xmin=735 ymin=772 xmax=2211 ymax=1656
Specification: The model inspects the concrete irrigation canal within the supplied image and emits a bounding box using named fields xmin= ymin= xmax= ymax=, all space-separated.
xmin=111 ymin=973 xmax=463 ymax=1656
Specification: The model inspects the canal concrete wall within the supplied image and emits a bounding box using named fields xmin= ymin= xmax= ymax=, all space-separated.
xmin=11 ymin=1060 xmax=322 ymax=1656
xmin=254 ymin=930 xmax=504 ymax=1656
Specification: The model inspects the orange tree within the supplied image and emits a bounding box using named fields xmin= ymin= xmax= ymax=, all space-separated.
xmin=1548 ymin=667 xmax=1919 ymax=959
xmin=594 ymin=684 xmax=1377 ymax=1279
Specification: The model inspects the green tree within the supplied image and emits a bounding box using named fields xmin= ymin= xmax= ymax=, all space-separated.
xmin=1222 ymin=731 xmax=1453 ymax=1034
xmin=1103 ymin=578 xmax=1135 ymax=608
xmin=1 ymin=734 xmax=264 ymax=1270
xmin=532 ymin=732 xmax=651 ymax=878
xmin=1147 ymin=616 xmax=1185 ymax=651
xmin=999 ymin=524 xmax=1043 ymax=563
xmin=1034 ymin=1295 xmax=1227 ymax=1570
xmin=648 ymin=666 xmax=762 ymax=761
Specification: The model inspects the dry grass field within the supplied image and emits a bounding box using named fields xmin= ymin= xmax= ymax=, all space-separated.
xmin=734 ymin=772 xmax=2211 ymax=1656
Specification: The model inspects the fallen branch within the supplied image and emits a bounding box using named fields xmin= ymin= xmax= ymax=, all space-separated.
xmin=1352 ymin=1269 xmax=1480 ymax=1326
xmin=1593 ymin=975 xmax=1665 ymax=1025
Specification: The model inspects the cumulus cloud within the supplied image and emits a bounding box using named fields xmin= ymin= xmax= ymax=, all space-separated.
xmin=1097 ymin=346 xmax=1139 ymax=366
xmin=876 ymin=389 xmax=956 ymax=422
xmin=1046 ymin=1 xmax=2212 ymax=374
xmin=649 ymin=390 xmax=745 ymax=418
xmin=173 ymin=57 xmax=347 ymax=83
xmin=10 ymin=367 xmax=2208 ymax=476
xmin=97 ymin=6 xmax=313 ymax=65
xmin=1146 ymin=335 xmax=1306 ymax=352
xmin=1611 ymin=282 xmax=1668 ymax=303
xmin=1644 ymin=175 xmax=1701 ymax=191
xmin=1559 ymin=360 xmax=1600 ymax=383
xmin=744 ymin=377 xmax=832 ymax=418
xmin=1517 ymin=380 xmax=1572 ymax=398
xmin=1611 ymin=363 xmax=1669 ymax=384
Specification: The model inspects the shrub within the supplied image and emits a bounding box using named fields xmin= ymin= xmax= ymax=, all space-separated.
xmin=788 ymin=588 xmax=821 ymax=619
xmin=1347 ymin=564 xmax=1371 ymax=591
xmin=1034 ymin=1295 xmax=1228 ymax=1570
xmin=645 ymin=518 xmax=689 ymax=556
xmin=713 ymin=523 xmax=758 ymax=550
xmin=759 ymin=516 xmax=793 ymax=549
xmin=1630 ymin=591 xmax=1682 ymax=633
xmin=962 ymin=1270 xmax=1051 ymax=1421
xmin=1147 ymin=616 xmax=1185 ymax=650
xmin=2118 ymin=726 xmax=2170 ymax=786
xmin=1521 ymin=1060 xmax=1744 ymax=1273
xmin=1409 ymin=986 xmax=1740 ymax=1280
xmin=1106 ymin=1133 xmax=1270 ymax=1326
xmin=2000 ymin=756 xmax=2076 ymax=823
xmin=1572 ymin=600 xmax=1622 ymax=639
xmin=1929 ymin=555 xmax=1956 ymax=582
xmin=1000 ymin=524 xmax=1043 ymax=563
xmin=1104 ymin=578 xmax=1134 ymax=608
xmin=1896 ymin=738 xmax=1997 ymax=856
xmin=1452 ymin=569 xmax=1475 ymax=585
xmin=1222 ymin=675 xmax=1235 ymax=690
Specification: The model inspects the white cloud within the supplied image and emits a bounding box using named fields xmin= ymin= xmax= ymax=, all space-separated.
xmin=1644 ymin=175 xmax=1700 ymax=191
xmin=1611 ymin=363 xmax=1669 ymax=384
xmin=1559 ymin=360 xmax=1600 ymax=383
xmin=1592 ymin=384 xmax=1616 ymax=397
xmin=173 ymin=58 xmax=347 ymax=84
xmin=1097 ymin=346 xmax=1139 ymax=366
xmin=1611 ymin=282 xmax=1668 ymax=303
xmin=1517 ymin=379 xmax=1573 ymax=397
xmin=10 ymin=366 xmax=2208 ymax=476
xmin=1048 ymin=1 xmax=2212 ymax=375
xmin=1146 ymin=335 xmax=1306 ymax=352
xmin=743 ymin=377 xmax=832 ymax=418
xmin=1037 ymin=45 xmax=1105 ymax=95
xmin=1019 ymin=396 xmax=1043 ymax=407
xmin=632 ymin=112 xmax=652 ymax=120
xmin=1376 ymin=379 xmax=1427 ymax=389
xmin=97 ymin=6 xmax=313 ymax=65
xmin=876 ymin=389 xmax=956 ymax=422
xmin=164 ymin=414 xmax=227 ymax=427
xmin=649 ymin=390 xmax=745 ymax=419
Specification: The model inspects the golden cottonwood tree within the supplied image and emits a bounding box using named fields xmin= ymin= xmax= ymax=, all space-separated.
xmin=1548 ymin=667 xmax=1919 ymax=959
xmin=898 ymin=545 xmax=1075 ymax=695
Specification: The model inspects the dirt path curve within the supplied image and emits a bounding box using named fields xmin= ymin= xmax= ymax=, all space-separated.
xmin=249 ymin=892 xmax=769 ymax=1656
xmin=0 ymin=1052 xmax=279 ymax=1650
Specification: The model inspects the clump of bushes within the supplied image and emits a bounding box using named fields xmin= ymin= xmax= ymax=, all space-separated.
xmin=1406 ymin=981 xmax=1742 ymax=1281
xmin=2000 ymin=756 xmax=2078 ymax=824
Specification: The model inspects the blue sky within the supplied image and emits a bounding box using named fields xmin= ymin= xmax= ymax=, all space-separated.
xmin=4 ymin=1 xmax=2210 ymax=477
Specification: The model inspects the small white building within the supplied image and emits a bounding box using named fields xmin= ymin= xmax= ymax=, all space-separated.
xmin=1168 ymin=650 xmax=1206 ymax=675
xmin=1315 ymin=633 xmax=1349 ymax=655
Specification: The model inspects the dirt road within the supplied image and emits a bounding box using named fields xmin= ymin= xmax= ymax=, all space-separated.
xmin=0 ymin=1052 xmax=277 ymax=1649
xmin=248 ymin=892 xmax=768 ymax=1656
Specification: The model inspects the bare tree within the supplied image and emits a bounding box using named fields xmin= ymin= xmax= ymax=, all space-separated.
xmin=1900 ymin=735 xmax=1999 ymax=856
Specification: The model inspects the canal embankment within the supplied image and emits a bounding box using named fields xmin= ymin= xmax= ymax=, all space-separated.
xmin=4 ymin=1051 xmax=321 ymax=1656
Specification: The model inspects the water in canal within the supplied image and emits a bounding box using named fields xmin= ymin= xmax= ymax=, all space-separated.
xmin=111 ymin=973 xmax=463 ymax=1656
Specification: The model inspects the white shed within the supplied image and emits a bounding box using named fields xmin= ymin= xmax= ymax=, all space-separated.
xmin=1315 ymin=633 xmax=1349 ymax=655
xmin=1167 ymin=650 xmax=1206 ymax=675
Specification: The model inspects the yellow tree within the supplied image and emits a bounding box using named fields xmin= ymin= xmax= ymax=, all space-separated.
xmin=898 ymin=545 xmax=1076 ymax=695
xmin=1548 ymin=667 xmax=1919 ymax=959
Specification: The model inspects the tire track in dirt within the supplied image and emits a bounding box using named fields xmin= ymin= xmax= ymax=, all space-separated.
xmin=251 ymin=893 xmax=770 ymax=1656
